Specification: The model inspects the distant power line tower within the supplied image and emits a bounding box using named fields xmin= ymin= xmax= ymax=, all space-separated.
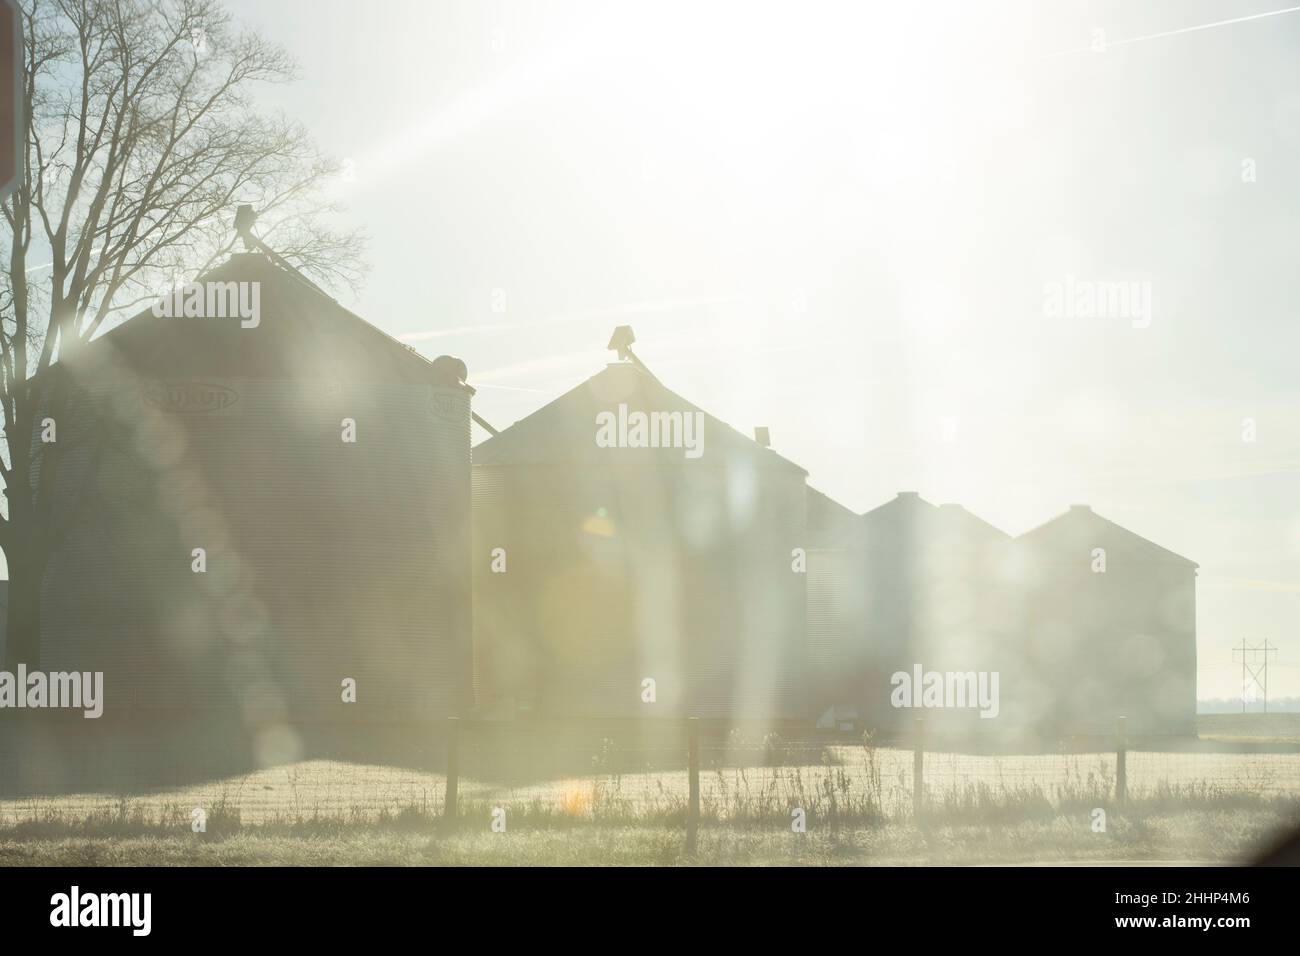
xmin=1232 ymin=639 xmax=1279 ymax=712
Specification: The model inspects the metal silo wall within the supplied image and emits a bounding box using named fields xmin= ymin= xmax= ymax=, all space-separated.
xmin=470 ymin=465 xmax=512 ymax=710
xmin=40 ymin=377 xmax=472 ymax=727
xmin=472 ymin=459 xmax=807 ymax=722
xmin=1015 ymin=556 xmax=1197 ymax=737
xmin=806 ymin=548 xmax=863 ymax=716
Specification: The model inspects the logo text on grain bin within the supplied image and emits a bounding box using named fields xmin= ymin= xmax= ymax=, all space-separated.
xmin=595 ymin=403 xmax=704 ymax=459
xmin=152 ymin=280 xmax=261 ymax=328
xmin=0 ymin=666 xmax=104 ymax=718
xmin=142 ymin=381 xmax=239 ymax=413
xmin=890 ymin=665 xmax=999 ymax=719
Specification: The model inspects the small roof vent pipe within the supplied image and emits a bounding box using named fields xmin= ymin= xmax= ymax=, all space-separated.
xmin=754 ymin=426 xmax=771 ymax=448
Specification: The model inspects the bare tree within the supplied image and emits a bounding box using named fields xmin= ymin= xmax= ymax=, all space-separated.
xmin=0 ymin=0 xmax=366 ymax=666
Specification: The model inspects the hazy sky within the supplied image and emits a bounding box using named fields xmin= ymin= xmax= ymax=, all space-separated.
xmin=219 ymin=0 xmax=1300 ymax=700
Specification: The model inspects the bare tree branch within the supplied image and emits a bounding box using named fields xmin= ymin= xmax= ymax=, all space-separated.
xmin=0 ymin=0 xmax=368 ymax=663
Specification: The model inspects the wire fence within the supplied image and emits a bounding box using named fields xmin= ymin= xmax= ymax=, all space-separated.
xmin=3 ymin=717 xmax=1300 ymax=832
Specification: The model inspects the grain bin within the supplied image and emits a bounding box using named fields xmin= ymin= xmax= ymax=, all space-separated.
xmin=473 ymin=358 xmax=809 ymax=723
xmin=852 ymin=492 xmax=1012 ymax=734
xmin=1012 ymin=505 xmax=1198 ymax=737
xmin=27 ymin=251 xmax=472 ymax=767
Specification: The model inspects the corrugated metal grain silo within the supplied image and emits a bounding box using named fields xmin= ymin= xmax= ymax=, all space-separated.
xmin=473 ymin=357 xmax=809 ymax=723
xmin=852 ymin=492 xmax=1011 ymax=733
xmin=32 ymin=250 xmax=473 ymax=763
xmin=1011 ymin=505 xmax=1198 ymax=737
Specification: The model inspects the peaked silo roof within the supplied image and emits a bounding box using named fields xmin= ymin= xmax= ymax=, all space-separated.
xmin=860 ymin=491 xmax=1009 ymax=552
xmin=65 ymin=251 xmax=470 ymax=391
xmin=1016 ymin=504 xmax=1198 ymax=569
xmin=473 ymin=360 xmax=807 ymax=474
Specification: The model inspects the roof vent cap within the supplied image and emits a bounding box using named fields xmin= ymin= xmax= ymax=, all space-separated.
xmin=431 ymin=355 xmax=468 ymax=386
xmin=234 ymin=204 xmax=258 ymax=249
xmin=607 ymin=325 xmax=636 ymax=361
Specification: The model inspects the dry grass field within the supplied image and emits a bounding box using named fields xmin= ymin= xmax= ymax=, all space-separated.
xmin=2 ymin=713 xmax=1299 ymax=865
xmin=1196 ymin=713 xmax=1300 ymax=744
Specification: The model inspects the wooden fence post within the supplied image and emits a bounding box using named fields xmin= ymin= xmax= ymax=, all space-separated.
xmin=444 ymin=716 xmax=460 ymax=826
xmin=1115 ymin=715 xmax=1127 ymax=804
xmin=913 ymin=716 xmax=924 ymax=821
xmin=686 ymin=717 xmax=700 ymax=854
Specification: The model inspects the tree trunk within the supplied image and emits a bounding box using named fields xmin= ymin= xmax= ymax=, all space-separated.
xmin=2 ymin=552 xmax=44 ymax=669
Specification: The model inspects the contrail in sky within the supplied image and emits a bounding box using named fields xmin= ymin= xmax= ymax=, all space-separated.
xmin=1041 ymin=4 xmax=1300 ymax=58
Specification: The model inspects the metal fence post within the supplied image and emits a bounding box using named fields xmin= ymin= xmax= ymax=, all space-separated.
xmin=444 ymin=716 xmax=460 ymax=826
xmin=1115 ymin=715 xmax=1127 ymax=804
xmin=686 ymin=717 xmax=700 ymax=854
xmin=913 ymin=716 xmax=924 ymax=821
